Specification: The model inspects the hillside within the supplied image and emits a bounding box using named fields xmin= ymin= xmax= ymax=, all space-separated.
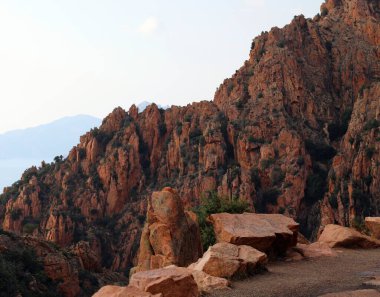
xmin=0 ymin=115 xmax=101 ymax=190
xmin=0 ymin=0 xmax=379 ymax=281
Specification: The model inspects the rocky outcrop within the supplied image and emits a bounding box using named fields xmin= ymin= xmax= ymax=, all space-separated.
xmin=135 ymin=188 xmax=202 ymax=272
xmin=0 ymin=231 xmax=125 ymax=297
xmin=71 ymin=240 xmax=102 ymax=272
xmin=189 ymin=242 xmax=267 ymax=279
xmin=365 ymin=217 xmax=380 ymax=239
xmin=190 ymin=270 xmax=230 ymax=294
xmin=129 ymin=266 xmax=199 ymax=297
xmin=318 ymin=224 xmax=380 ymax=248
xmin=0 ymin=0 xmax=379 ymax=281
xmin=319 ymin=290 xmax=380 ymax=297
xmin=210 ymin=213 xmax=298 ymax=256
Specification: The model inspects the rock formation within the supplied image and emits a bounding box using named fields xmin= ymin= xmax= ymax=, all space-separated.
xmin=365 ymin=217 xmax=380 ymax=239
xmin=189 ymin=242 xmax=267 ymax=279
xmin=129 ymin=266 xmax=199 ymax=297
xmin=209 ymin=213 xmax=298 ymax=256
xmin=318 ymin=224 xmax=380 ymax=248
xmin=0 ymin=0 xmax=378 ymax=282
xmin=288 ymin=242 xmax=336 ymax=260
xmin=0 ymin=230 xmax=126 ymax=297
xmin=134 ymin=188 xmax=202 ymax=272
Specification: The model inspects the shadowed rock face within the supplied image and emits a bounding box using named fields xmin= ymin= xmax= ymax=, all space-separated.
xmin=0 ymin=231 xmax=127 ymax=297
xmin=134 ymin=188 xmax=202 ymax=272
xmin=0 ymin=0 xmax=379 ymax=275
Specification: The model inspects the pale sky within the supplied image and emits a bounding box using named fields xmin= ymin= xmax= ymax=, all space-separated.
xmin=0 ymin=0 xmax=322 ymax=133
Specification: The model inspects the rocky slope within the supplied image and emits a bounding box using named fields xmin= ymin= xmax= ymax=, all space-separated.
xmin=0 ymin=0 xmax=379 ymax=280
xmin=0 ymin=230 xmax=126 ymax=297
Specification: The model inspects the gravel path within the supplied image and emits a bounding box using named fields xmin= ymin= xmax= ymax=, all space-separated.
xmin=209 ymin=249 xmax=380 ymax=297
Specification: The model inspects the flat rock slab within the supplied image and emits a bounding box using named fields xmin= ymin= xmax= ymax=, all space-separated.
xmin=189 ymin=242 xmax=267 ymax=279
xmin=130 ymin=266 xmax=199 ymax=297
xmin=92 ymin=285 xmax=162 ymax=297
xmin=366 ymin=217 xmax=380 ymax=239
xmin=319 ymin=289 xmax=380 ymax=297
xmin=209 ymin=213 xmax=298 ymax=255
xmin=291 ymin=242 xmax=337 ymax=259
xmin=191 ymin=270 xmax=230 ymax=293
xmin=318 ymin=224 xmax=380 ymax=248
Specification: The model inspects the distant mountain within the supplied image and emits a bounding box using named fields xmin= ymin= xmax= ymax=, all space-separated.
xmin=0 ymin=115 xmax=101 ymax=190
xmin=137 ymin=101 xmax=169 ymax=112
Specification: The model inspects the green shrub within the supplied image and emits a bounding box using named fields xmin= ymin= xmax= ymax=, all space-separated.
xmin=277 ymin=40 xmax=285 ymax=48
xmin=363 ymin=119 xmax=379 ymax=131
xmin=260 ymin=158 xmax=274 ymax=170
xmin=235 ymin=100 xmax=244 ymax=109
xmin=194 ymin=191 xmax=249 ymax=250
xmin=270 ymin=167 xmax=285 ymax=186
xmin=305 ymin=140 xmax=336 ymax=162
xmin=321 ymin=7 xmax=328 ymax=16
xmin=22 ymin=223 xmax=38 ymax=234
xmin=184 ymin=115 xmax=192 ymax=122
xmin=250 ymin=168 xmax=261 ymax=189
xmin=176 ymin=122 xmax=182 ymax=135
xmin=365 ymin=147 xmax=375 ymax=159
xmin=0 ymin=245 xmax=61 ymax=297
xmin=296 ymin=156 xmax=305 ymax=166
xmin=262 ymin=188 xmax=280 ymax=205
xmin=158 ymin=122 xmax=167 ymax=136
xmin=10 ymin=209 xmax=22 ymax=221
xmin=328 ymin=193 xmax=338 ymax=209
xmin=304 ymin=167 xmax=327 ymax=205
xmin=78 ymin=148 xmax=86 ymax=160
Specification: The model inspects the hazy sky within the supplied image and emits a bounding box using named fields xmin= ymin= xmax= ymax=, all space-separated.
xmin=0 ymin=0 xmax=322 ymax=133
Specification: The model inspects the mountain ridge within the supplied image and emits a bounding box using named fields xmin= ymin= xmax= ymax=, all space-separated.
xmin=0 ymin=0 xmax=378 ymax=289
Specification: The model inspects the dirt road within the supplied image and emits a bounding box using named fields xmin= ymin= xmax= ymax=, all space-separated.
xmin=209 ymin=249 xmax=380 ymax=297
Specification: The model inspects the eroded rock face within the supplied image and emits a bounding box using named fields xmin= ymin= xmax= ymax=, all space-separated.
xmin=365 ymin=217 xmax=380 ymax=239
xmin=129 ymin=266 xmax=199 ymax=297
xmin=189 ymin=242 xmax=267 ymax=279
xmin=0 ymin=0 xmax=379 ymax=279
xmin=135 ymin=188 xmax=202 ymax=272
xmin=71 ymin=241 xmax=102 ymax=272
xmin=318 ymin=224 xmax=380 ymax=248
xmin=92 ymin=286 xmax=162 ymax=297
xmin=210 ymin=213 xmax=298 ymax=256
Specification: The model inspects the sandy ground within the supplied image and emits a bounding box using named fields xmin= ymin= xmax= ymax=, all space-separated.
xmin=209 ymin=249 xmax=380 ymax=297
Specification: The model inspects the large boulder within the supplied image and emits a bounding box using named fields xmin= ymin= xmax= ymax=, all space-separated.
xmin=319 ymin=289 xmax=380 ymax=297
xmin=189 ymin=242 xmax=267 ymax=279
xmin=318 ymin=224 xmax=380 ymax=248
xmin=92 ymin=286 xmax=162 ymax=297
xmin=365 ymin=217 xmax=380 ymax=239
xmin=190 ymin=270 xmax=230 ymax=294
xmin=135 ymin=188 xmax=202 ymax=272
xmin=209 ymin=213 xmax=298 ymax=256
xmin=290 ymin=242 xmax=337 ymax=259
xmin=129 ymin=266 xmax=199 ymax=297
